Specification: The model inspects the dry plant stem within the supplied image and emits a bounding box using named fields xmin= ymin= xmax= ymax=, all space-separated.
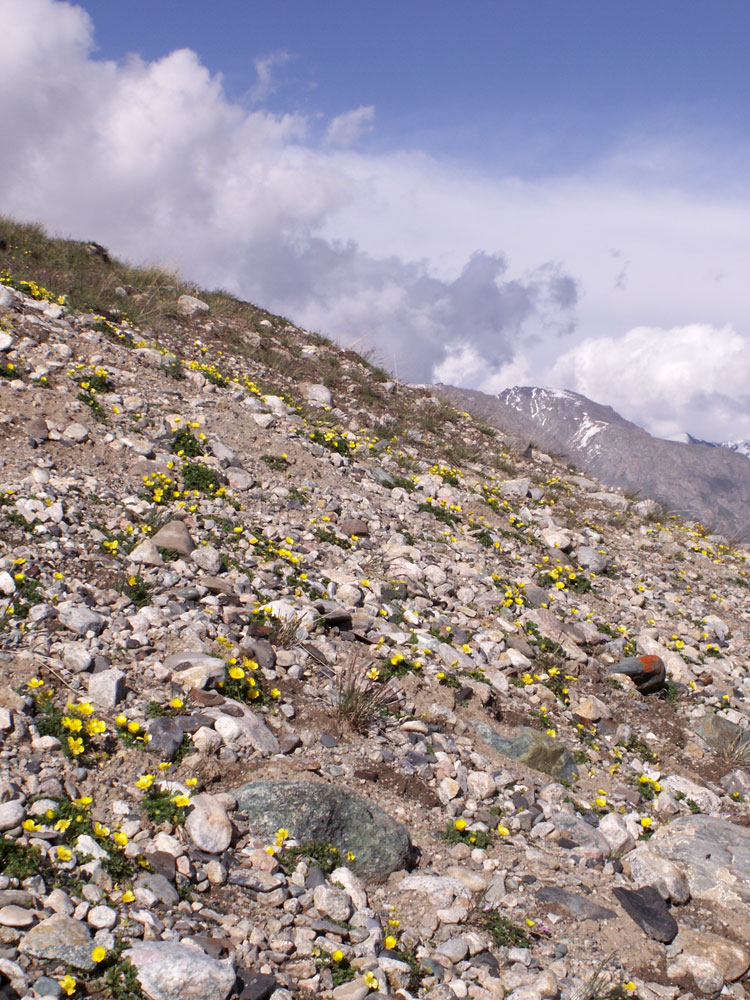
xmin=332 ymin=653 xmax=400 ymax=734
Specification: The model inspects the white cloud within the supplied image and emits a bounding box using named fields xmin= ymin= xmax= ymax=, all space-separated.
xmin=248 ymin=50 xmax=291 ymax=104
xmin=324 ymin=106 xmax=375 ymax=148
xmin=2 ymin=0 xmax=750 ymax=442
xmin=547 ymin=323 xmax=750 ymax=442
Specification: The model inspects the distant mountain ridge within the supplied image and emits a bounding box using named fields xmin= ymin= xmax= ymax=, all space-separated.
xmin=682 ymin=432 xmax=750 ymax=459
xmin=432 ymin=384 xmax=750 ymax=541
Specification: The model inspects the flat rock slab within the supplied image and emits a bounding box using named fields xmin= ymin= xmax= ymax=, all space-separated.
xmin=536 ymin=886 xmax=616 ymax=921
xmin=19 ymin=914 xmax=95 ymax=970
xmin=612 ymin=885 xmax=678 ymax=943
xmin=125 ymin=941 xmax=235 ymax=1000
xmin=233 ymin=780 xmax=413 ymax=880
xmin=650 ymin=815 xmax=750 ymax=911
xmin=474 ymin=723 xmax=578 ymax=782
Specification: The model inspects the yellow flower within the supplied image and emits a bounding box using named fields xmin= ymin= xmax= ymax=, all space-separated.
xmin=173 ymin=795 xmax=190 ymax=808
xmin=186 ymin=777 xmax=198 ymax=787
xmin=384 ymin=935 xmax=397 ymax=949
xmin=228 ymin=666 xmax=245 ymax=680
xmin=170 ymin=698 xmax=184 ymax=709
xmin=67 ymin=736 xmax=84 ymax=756
xmin=454 ymin=818 xmax=466 ymax=831
xmin=112 ymin=831 xmax=128 ymax=847
xmin=271 ymin=688 xmax=281 ymax=699
xmin=56 ymin=846 xmax=72 ymax=862
xmin=595 ymin=797 xmax=607 ymax=809
xmin=331 ymin=950 xmax=344 ymax=963
xmin=27 ymin=677 xmax=44 ymax=689
xmin=93 ymin=822 xmax=110 ymax=838
xmin=641 ymin=817 xmax=653 ymax=828
xmin=497 ymin=824 xmax=510 ymax=837
xmin=59 ymin=975 xmax=77 ymax=996
xmin=127 ymin=721 xmax=140 ymax=733
xmin=364 ymin=971 xmax=379 ymax=989
xmin=135 ymin=774 xmax=154 ymax=790
xmin=121 ymin=890 xmax=135 ymax=903
xmin=54 ymin=818 xmax=71 ymax=833
xmin=91 ymin=946 xmax=107 ymax=963
xmin=158 ymin=761 xmax=172 ymax=770
xmin=115 ymin=715 xmax=128 ymax=727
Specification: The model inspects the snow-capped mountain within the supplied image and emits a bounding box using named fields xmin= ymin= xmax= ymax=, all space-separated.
xmin=432 ymin=384 xmax=750 ymax=541
xmin=680 ymin=433 xmax=750 ymax=460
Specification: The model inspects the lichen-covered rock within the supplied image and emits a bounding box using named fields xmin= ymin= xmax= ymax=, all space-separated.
xmin=473 ymin=723 xmax=578 ymax=782
xmin=233 ymin=780 xmax=413 ymax=880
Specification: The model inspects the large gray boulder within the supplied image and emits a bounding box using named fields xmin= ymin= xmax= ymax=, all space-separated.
xmin=232 ymin=780 xmax=413 ymax=880
xmin=650 ymin=815 xmax=750 ymax=912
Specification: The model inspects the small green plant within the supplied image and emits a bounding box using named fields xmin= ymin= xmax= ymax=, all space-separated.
xmin=437 ymin=671 xmax=462 ymax=689
xmin=281 ymin=840 xmax=341 ymax=875
xmin=217 ymin=659 xmax=268 ymax=705
xmin=181 ymin=461 xmax=221 ymax=494
xmin=314 ymin=527 xmax=351 ymax=549
xmin=77 ymin=389 xmax=107 ymax=422
xmin=140 ymin=787 xmax=188 ymax=826
xmin=308 ymin=429 xmax=352 ymax=456
xmin=163 ymin=358 xmax=185 ymax=380
xmin=146 ymin=697 xmax=188 ymax=719
xmin=122 ymin=573 xmax=151 ymax=608
xmin=663 ymin=682 xmax=681 ymax=704
xmin=0 ymin=362 xmax=20 ymax=380
xmin=418 ymin=501 xmax=460 ymax=526
xmin=317 ymin=951 xmax=355 ymax=988
xmin=442 ymin=820 xmax=492 ymax=849
xmin=105 ymin=940 xmax=147 ymax=1000
xmin=0 ymin=837 xmax=42 ymax=879
xmin=479 ymin=910 xmax=530 ymax=948
xmin=390 ymin=475 xmax=417 ymax=493
xmin=171 ymin=427 xmax=204 ymax=457
xmin=261 ymin=454 xmax=289 ymax=471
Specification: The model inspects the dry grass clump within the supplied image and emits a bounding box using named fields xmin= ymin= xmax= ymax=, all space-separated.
xmin=331 ymin=654 xmax=400 ymax=734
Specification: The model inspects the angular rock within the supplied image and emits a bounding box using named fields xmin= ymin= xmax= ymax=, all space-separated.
xmin=598 ymin=812 xmax=635 ymax=857
xmin=536 ymin=887 xmax=616 ymax=921
xmin=185 ymin=794 xmax=233 ymax=855
xmin=612 ymin=885 xmax=678 ymax=942
xmin=177 ymin=295 xmax=210 ymax=318
xmin=19 ymin=915 xmax=96 ymax=970
xmin=88 ymin=668 xmax=125 ymax=710
xmin=166 ymin=652 xmax=226 ymax=690
xmin=0 ymin=800 xmax=24 ymax=832
xmin=627 ymin=846 xmax=690 ymax=903
xmin=127 ymin=539 xmax=164 ymax=567
xmin=474 ymin=723 xmax=578 ymax=782
xmin=151 ymin=521 xmax=196 ymax=557
xmin=233 ymin=780 xmax=413 ymax=880
xmin=57 ymin=604 xmax=105 ymax=637
xmin=192 ymin=544 xmax=223 ymax=574
xmin=125 ymin=941 xmax=235 ymax=1000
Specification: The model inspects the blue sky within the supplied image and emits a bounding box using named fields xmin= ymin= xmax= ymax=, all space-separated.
xmin=4 ymin=0 xmax=750 ymax=441
xmin=75 ymin=0 xmax=750 ymax=173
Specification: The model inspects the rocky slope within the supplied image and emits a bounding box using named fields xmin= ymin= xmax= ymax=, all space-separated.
xmin=431 ymin=385 xmax=750 ymax=543
xmin=2 ymin=230 xmax=750 ymax=1000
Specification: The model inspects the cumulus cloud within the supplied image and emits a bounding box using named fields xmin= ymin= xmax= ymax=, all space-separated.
xmin=2 ymin=0 xmax=750 ymax=441
xmin=547 ymin=323 xmax=750 ymax=442
xmin=0 ymin=0 xmax=575 ymax=387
